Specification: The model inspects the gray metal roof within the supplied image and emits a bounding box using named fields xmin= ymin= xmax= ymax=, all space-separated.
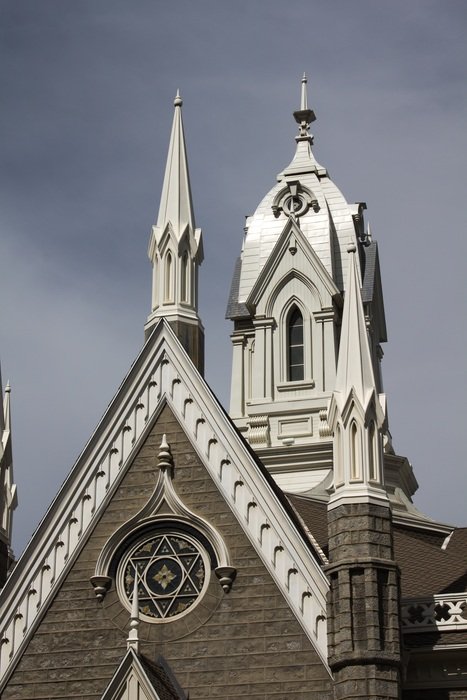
xmin=225 ymin=256 xmax=249 ymax=319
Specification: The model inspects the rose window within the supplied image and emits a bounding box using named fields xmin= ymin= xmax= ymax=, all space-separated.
xmin=117 ymin=531 xmax=210 ymax=622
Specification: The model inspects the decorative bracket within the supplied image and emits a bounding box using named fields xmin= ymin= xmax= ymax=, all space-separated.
xmin=215 ymin=566 xmax=237 ymax=594
xmin=90 ymin=575 xmax=112 ymax=602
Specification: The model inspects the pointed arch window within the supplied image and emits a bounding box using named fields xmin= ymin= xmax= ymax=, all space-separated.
xmin=368 ymin=421 xmax=378 ymax=481
xmin=335 ymin=424 xmax=344 ymax=486
xmin=181 ymin=252 xmax=189 ymax=303
xmin=287 ymin=306 xmax=304 ymax=381
xmin=164 ymin=251 xmax=174 ymax=303
xmin=350 ymin=422 xmax=360 ymax=480
xmin=152 ymin=256 xmax=159 ymax=311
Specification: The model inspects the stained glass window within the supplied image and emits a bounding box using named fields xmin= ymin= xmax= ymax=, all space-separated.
xmin=118 ymin=531 xmax=209 ymax=622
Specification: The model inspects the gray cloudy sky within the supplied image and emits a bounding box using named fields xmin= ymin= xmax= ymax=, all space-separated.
xmin=1 ymin=1 xmax=466 ymax=555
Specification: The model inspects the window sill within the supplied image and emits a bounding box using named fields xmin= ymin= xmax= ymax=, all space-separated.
xmin=276 ymin=380 xmax=315 ymax=392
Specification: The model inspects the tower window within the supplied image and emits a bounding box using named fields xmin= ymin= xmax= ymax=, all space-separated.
xmin=181 ymin=252 xmax=189 ymax=303
xmin=350 ymin=422 xmax=360 ymax=480
xmin=287 ymin=306 xmax=304 ymax=381
xmin=368 ymin=421 xmax=378 ymax=481
xmin=165 ymin=251 xmax=173 ymax=303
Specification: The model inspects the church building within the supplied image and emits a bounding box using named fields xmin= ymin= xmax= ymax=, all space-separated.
xmin=0 ymin=76 xmax=466 ymax=699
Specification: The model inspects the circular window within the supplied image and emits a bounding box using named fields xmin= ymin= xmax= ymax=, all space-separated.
xmin=117 ymin=531 xmax=210 ymax=622
xmin=283 ymin=194 xmax=307 ymax=217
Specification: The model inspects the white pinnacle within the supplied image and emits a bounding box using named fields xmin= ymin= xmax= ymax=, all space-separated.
xmin=156 ymin=90 xmax=195 ymax=237
xmin=334 ymin=243 xmax=377 ymax=410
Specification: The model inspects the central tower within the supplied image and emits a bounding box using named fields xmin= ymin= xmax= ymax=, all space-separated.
xmin=227 ymin=76 xmax=386 ymax=493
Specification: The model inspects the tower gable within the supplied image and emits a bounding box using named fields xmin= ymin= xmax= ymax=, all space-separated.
xmin=246 ymin=216 xmax=340 ymax=317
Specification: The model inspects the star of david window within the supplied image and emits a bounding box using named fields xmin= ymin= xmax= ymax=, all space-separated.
xmin=117 ymin=531 xmax=210 ymax=622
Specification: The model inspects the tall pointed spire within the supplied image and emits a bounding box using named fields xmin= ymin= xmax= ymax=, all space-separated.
xmin=333 ymin=243 xmax=376 ymax=410
xmin=145 ymin=93 xmax=204 ymax=373
xmin=156 ymin=91 xmax=196 ymax=236
xmin=327 ymin=243 xmax=387 ymax=508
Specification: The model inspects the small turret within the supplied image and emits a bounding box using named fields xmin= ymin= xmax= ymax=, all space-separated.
xmin=145 ymin=92 xmax=204 ymax=373
xmin=327 ymin=242 xmax=388 ymax=509
xmin=325 ymin=245 xmax=401 ymax=699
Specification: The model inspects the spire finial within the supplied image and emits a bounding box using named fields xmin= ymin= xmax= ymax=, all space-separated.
xmin=293 ymin=73 xmax=316 ymax=140
xmin=301 ymin=72 xmax=308 ymax=110
xmin=157 ymin=434 xmax=174 ymax=473
xmin=174 ymin=89 xmax=182 ymax=107
xmin=127 ymin=573 xmax=140 ymax=653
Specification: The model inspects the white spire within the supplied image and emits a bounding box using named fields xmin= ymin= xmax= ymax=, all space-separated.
xmin=156 ymin=91 xmax=195 ymax=238
xmin=327 ymin=244 xmax=387 ymax=508
xmin=145 ymin=94 xmax=204 ymax=371
xmin=334 ymin=243 xmax=376 ymax=411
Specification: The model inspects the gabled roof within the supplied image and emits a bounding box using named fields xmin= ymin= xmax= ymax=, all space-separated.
xmin=360 ymin=240 xmax=387 ymax=343
xmin=245 ymin=216 xmax=340 ymax=315
xmin=0 ymin=320 xmax=331 ymax=688
xmin=100 ymin=649 xmax=186 ymax=700
xmin=225 ymin=256 xmax=249 ymax=319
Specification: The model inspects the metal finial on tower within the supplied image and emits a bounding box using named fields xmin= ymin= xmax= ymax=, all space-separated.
xmin=301 ymin=72 xmax=308 ymax=110
xmin=293 ymin=73 xmax=316 ymax=140
xmin=174 ymin=89 xmax=182 ymax=107
xmin=127 ymin=572 xmax=140 ymax=653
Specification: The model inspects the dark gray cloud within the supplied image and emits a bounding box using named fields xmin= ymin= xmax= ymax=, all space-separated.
xmin=1 ymin=0 xmax=466 ymax=553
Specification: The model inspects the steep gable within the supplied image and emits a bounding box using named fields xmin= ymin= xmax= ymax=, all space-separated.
xmin=0 ymin=321 xmax=331 ymax=698
xmin=246 ymin=216 xmax=340 ymax=317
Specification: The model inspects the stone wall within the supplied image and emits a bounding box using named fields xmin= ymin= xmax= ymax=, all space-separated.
xmin=2 ymin=405 xmax=332 ymax=700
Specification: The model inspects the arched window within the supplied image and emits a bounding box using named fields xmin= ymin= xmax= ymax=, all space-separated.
xmin=152 ymin=256 xmax=159 ymax=311
xmin=287 ymin=306 xmax=304 ymax=381
xmin=368 ymin=421 xmax=378 ymax=481
xmin=350 ymin=422 xmax=360 ymax=480
xmin=165 ymin=252 xmax=173 ymax=302
xmin=181 ymin=252 xmax=189 ymax=303
xmin=335 ymin=424 xmax=344 ymax=486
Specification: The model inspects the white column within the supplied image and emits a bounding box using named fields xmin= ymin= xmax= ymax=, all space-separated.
xmin=230 ymin=334 xmax=245 ymax=417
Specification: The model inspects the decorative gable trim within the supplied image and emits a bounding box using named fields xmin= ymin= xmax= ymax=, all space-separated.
xmin=246 ymin=217 xmax=340 ymax=314
xmin=0 ymin=321 xmax=331 ymax=687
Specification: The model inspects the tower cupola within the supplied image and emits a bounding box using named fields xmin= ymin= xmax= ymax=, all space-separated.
xmin=226 ymin=76 xmax=392 ymax=499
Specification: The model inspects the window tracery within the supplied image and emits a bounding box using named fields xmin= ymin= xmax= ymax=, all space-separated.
xmin=118 ymin=530 xmax=210 ymax=622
